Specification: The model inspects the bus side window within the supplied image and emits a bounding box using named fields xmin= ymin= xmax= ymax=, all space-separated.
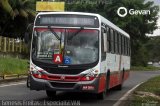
xmin=128 ymin=39 xmax=131 ymax=56
xmin=101 ymin=28 xmax=107 ymax=61
xmin=124 ymin=36 xmax=126 ymax=55
xmin=117 ymin=33 xmax=119 ymax=54
xmin=125 ymin=37 xmax=127 ymax=55
xmin=121 ymin=35 xmax=124 ymax=55
xmin=124 ymin=37 xmax=126 ymax=55
xmin=126 ymin=37 xmax=128 ymax=55
xmin=126 ymin=38 xmax=128 ymax=55
xmin=110 ymin=29 xmax=114 ymax=53
xmin=113 ymin=30 xmax=116 ymax=53
xmin=123 ymin=36 xmax=125 ymax=55
xmin=119 ymin=34 xmax=121 ymax=55
xmin=107 ymin=27 xmax=111 ymax=52
xmin=114 ymin=31 xmax=118 ymax=54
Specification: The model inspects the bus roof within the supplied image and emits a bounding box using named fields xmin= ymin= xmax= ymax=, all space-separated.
xmin=99 ymin=15 xmax=130 ymax=38
xmin=36 ymin=12 xmax=130 ymax=38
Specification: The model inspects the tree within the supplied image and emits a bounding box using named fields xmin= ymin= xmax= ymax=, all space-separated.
xmin=145 ymin=36 xmax=160 ymax=62
xmin=65 ymin=0 xmax=159 ymax=66
xmin=0 ymin=0 xmax=36 ymax=38
xmin=0 ymin=0 xmax=36 ymax=19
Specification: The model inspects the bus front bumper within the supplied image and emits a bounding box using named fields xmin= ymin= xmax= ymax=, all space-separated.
xmin=29 ymin=75 xmax=100 ymax=93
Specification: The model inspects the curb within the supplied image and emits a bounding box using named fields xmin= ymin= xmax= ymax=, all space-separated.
xmin=0 ymin=74 xmax=28 ymax=79
xmin=113 ymin=82 xmax=144 ymax=106
xmin=0 ymin=77 xmax=27 ymax=84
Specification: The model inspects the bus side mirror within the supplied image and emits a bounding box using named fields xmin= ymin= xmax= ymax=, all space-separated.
xmin=24 ymin=23 xmax=33 ymax=44
xmin=24 ymin=32 xmax=29 ymax=44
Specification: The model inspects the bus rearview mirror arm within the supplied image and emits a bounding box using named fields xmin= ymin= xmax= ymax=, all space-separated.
xmin=24 ymin=32 xmax=29 ymax=44
xmin=24 ymin=23 xmax=33 ymax=44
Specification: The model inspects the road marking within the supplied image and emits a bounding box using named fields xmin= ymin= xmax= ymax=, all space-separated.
xmin=113 ymin=82 xmax=144 ymax=106
xmin=0 ymin=82 xmax=25 ymax=88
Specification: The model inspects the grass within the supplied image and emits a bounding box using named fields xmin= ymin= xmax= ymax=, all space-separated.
xmin=130 ymin=76 xmax=160 ymax=106
xmin=0 ymin=56 xmax=28 ymax=75
xmin=135 ymin=76 xmax=160 ymax=94
xmin=131 ymin=66 xmax=160 ymax=71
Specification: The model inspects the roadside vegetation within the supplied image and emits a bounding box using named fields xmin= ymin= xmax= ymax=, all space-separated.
xmin=0 ymin=56 xmax=28 ymax=75
xmin=130 ymin=76 xmax=160 ymax=106
xmin=131 ymin=66 xmax=160 ymax=71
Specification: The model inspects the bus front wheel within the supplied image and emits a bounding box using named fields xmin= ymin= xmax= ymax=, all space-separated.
xmin=97 ymin=89 xmax=107 ymax=100
xmin=46 ymin=90 xmax=56 ymax=98
xmin=26 ymin=75 xmax=30 ymax=88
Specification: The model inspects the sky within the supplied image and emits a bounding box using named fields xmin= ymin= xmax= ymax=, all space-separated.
xmin=151 ymin=0 xmax=160 ymax=4
xmin=147 ymin=0 xmax=160 ymax=36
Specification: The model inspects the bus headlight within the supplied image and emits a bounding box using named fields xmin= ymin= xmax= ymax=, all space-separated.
xmin=30 ymin=65 xmax=47 ymax=79
xmin=80 ymin=69 xmax=99 ymax=81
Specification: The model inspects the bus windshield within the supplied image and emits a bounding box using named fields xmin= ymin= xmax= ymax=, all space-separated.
xmin=32 ymin=28 xmax=99 ymax=65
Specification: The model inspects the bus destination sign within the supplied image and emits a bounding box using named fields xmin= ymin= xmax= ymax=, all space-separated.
xmin=35 ymin=14 xmax=99 ymax=28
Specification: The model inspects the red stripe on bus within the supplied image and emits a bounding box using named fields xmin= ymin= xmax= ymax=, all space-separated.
xmin=109 ymin=72 xmax=122 ymax=89
xmin=110 ymin=71 xmax=130 ymax=88
xmin=34 ymin=28 xmax=48 ymax=31
xmin=33 ymin=74 xmax=81 ymax=82
xmin=98 ymin=74 xmax=106 ymax=93
xmin=124 ymin=71 xmax=129 ymax=80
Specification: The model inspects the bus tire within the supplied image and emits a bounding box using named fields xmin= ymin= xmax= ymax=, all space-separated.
xmin=46 ymin=90 xmax=56 ymax=98
xmin=26 ymin=75 xmax=30 ymax=88
xmin=97 ymin=88 xmax=107 ymax=100
xmin=106 ymin=71 xmax=110 ymax=90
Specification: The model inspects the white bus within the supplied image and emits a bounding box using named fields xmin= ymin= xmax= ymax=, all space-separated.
xmin=28 ymin=12 xmax=131 ymax=99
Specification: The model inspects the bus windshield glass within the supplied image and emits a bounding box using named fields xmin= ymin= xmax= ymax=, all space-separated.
xmin=32 ymin=28 xmax=99 ymax=65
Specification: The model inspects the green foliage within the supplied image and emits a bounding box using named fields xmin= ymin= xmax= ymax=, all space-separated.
xmin=131 ymin=76 xmax=160 ymax=105
xmin=136 ymin=76 xmax=160 ymax=94
xmin=145 ymin=36 xmax=160 ymax=62
xmin=0 ymin=0 xmax=36 ymax=38
xmin=131 ymin=41 xmax=149 ymax=66
xmin=66 ymin=0 xmax=159 ymax=66
xmin=0 ymin=56 xmax=28 ymax=75
xmin=131 ymin=66 xmax=160 ymax=71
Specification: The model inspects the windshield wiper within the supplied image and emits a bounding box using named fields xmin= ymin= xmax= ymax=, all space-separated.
xmin=48 ymin=26 xmax=61 ymax=40
xmin=68 ymin=27 xmax=84 ymax=40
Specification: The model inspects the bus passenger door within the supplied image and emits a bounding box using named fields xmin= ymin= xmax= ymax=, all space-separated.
xmin=100 ymin=27 xmax=107 ymax=73
xmin=98 ymin=27 xmax=107 ymax=93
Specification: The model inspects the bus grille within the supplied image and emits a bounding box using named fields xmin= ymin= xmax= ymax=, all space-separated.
xmin=47 ymin=75 xmax=80 ymax=82
xmin=50 ymin=82 xmax=76 ymax=88
xmin=44 ymin=67 xmax=85 ymax=75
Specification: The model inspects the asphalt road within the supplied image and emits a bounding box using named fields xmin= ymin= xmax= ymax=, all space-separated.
xmin=0 ymin=71 xmax=160 ymax=106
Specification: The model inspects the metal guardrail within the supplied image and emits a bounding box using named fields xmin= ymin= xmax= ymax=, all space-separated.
xmin=0 ymin=36 xmax=28 ymax=53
